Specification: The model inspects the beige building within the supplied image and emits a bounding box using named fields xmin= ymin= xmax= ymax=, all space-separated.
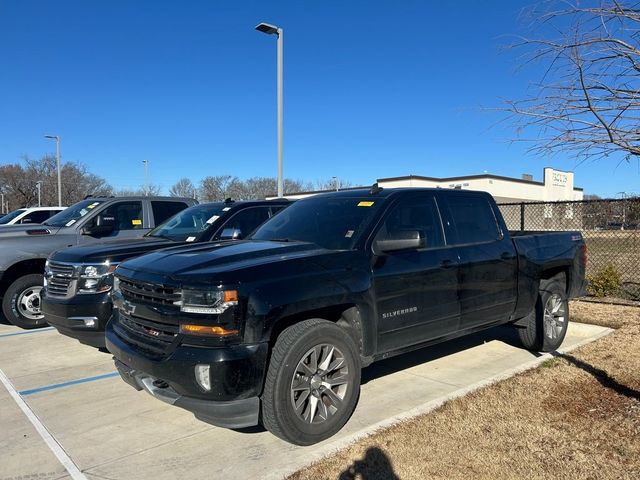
xmin=277 ymin=167 xmax=583 ymax=203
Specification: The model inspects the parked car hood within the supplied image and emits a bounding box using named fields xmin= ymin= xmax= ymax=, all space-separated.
xmin=0 ymin=224 xmax=62 ymax=238
xmin=116 ymin=240 xmax=363 ymax=287
xmin=51 ymin=235 xmax=183 ymax=264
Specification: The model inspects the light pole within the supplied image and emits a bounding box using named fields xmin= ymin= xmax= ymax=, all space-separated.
xmin=255 ymin=22 xmax=284 ymax=198
xmin=332 ymin=176 xmax=340 ymax=191
xmin=1 ymin=193 xmax=4 ymax=214
xmin=36 ymin=181 xmax=42 ymax=207
xmin=142 ymin=159 xmax=149 ymax=196
xmin=44 ymin=135 xmax=62 ymax=206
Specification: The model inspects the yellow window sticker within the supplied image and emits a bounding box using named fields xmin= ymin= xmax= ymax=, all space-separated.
xmin=131 ymin=219 xmax=142 ymax=225
xmin=358 ymin=201 xmax=374 ymax=207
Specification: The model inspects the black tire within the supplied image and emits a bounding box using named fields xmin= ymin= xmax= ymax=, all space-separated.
xmin=517 ymin=275 xmax=569 ymax=352
xmin=261 ymin=318 xmax=361 ymax=445
xmin=2 ymin=274 xmax=47 ymax=329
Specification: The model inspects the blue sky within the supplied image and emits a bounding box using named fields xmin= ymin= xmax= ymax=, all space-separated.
xmin=1 ymin=0 xmax=638 ymax=197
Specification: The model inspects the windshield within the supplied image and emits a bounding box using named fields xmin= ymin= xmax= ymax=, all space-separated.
xmin=0 ymin=209 xmax=27 ymax=225
xmin=45 ymin=200 xmax=103 ymax=227
xmin=250 ymin=196 xmax=383 ymax=250
xmin=146 ymin=203 xmax=226 ymax=242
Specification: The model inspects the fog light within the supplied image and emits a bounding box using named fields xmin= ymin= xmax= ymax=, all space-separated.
xmin=195 ymin=364 xmax=211 ymax=391
xmin=83 ymin=318 xmax=96 ymax=327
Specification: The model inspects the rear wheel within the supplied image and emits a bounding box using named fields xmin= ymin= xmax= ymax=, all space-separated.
xmin=516 ymin=276 xmax=569 ymax=352
xmin=261 ymin=319 xmax=361 ymax=445
xmin=2 ymin=274 xmax=47 ymax=329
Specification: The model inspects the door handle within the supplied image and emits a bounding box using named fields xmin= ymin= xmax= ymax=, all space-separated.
xmin=440 ymin=259 xmax=455 ymax=269
xmin=500 ymin=252 xmax=514 ymax=260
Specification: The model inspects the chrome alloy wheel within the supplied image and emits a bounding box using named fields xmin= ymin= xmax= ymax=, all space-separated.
xmin=17 ymin=285 xmax=43 ymax=320
xmin=290 ymin=344 xmax=350 ymax=424
xmin=543 ymin=293 xmax=566 ymax=340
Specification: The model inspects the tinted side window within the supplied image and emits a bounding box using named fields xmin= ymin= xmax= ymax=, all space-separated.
xmin=375 ymin=197 xmax=444 ymax=248
xmin=21 ymin=211 xmax=50 ymax=224
xmin=102 ymin=202 xmax=144 ymax=230
xmin=152 ymin=201 xmax=189 ymax=225
xmin=215 ymin=207 xmax=271 ymax=240
xmin=446 ymin=195 xmax=500 ymax=244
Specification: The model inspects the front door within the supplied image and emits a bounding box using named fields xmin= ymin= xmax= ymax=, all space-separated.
xmin=373 ymin=195 xmax=460 ymax=353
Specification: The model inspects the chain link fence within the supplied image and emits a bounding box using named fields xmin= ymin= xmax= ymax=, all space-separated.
xmin=498 ymin=198 xmax=640 ymax=300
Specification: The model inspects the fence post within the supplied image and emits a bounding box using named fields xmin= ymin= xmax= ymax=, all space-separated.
xmin=520 ymin=203 xmax=525 ymax=231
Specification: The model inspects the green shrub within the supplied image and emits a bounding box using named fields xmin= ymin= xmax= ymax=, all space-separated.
xmin=587 ymin=263 xmax=622 ymax=297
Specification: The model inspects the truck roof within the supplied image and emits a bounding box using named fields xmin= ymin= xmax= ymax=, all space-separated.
xmin=307 ymin=186 xmax=490 ymax=199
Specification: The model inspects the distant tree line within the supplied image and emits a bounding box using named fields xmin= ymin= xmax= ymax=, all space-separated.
xmin=0 ymin=155 xmax=352 ymax=212
xmin=174 ymin=176 xmax=351 ymax=202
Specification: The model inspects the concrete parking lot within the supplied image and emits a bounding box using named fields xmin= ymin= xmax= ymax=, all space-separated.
xmin=0 ymin=319 xmax=611 ymax=480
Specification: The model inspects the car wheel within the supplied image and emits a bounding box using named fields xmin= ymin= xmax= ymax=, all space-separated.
xmin=517 ymin=275 xmax=569 ymax=352
xmin=261 ymin=318 xmax=361 ymax=445
xmin=2 ymin=274 xmax=47 ymax=329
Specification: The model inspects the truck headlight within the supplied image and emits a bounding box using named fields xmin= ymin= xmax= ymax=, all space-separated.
xmin=175 ymin=288 xmax=238 ymax=315
xmin=77 ymin=263 xmax=118 ymax=294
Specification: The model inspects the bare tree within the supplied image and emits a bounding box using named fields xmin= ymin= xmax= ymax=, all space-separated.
xmin=114 ymin=184 xmax=161 ymax=197
xmin=505 ymin=1 xmax=640 ymax=163
xmin=169 ymin=177 xmax=196 ymax=198
xmin=0 ymin=155 xmax=112 ymax=209
xmin=199 ymin=175 xmax=236 ymax=201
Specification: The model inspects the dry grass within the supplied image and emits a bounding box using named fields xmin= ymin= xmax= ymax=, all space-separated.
xmin=288 ymin=302 xmax=640 ymax=480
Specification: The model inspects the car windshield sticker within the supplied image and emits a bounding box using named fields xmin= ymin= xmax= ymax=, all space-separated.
xmin=358 ymin=201 xmax=374 ymax=207
xmin=132 ymin=219 xmax=142 ymax=225
xmin=206 ymin=215 xmax=220 ymax=224
xmin=65 ymin=219 xmax=76 ymax=227
xmin=345 ymin=230 xmax=354 ymax=238
xmin=186 ymin=236 xmax=196 ymax=242
xmin=222 ymin=207 xmax=231 ymax=211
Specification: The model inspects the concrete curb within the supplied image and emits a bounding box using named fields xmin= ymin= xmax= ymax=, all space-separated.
xmin=267 ymin=323 xmax=614 ymax=480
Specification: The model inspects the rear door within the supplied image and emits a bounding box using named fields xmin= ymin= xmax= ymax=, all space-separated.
xmin=372 ymin=194 xmax=460 ymax=353
xmin=438 ymin=192 xmax=517 ymax=331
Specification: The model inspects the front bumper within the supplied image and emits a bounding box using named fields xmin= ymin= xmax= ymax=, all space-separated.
xmin=41 ymin=292 xmax=112 ymax=348
xmin=105 ymin=320 xmax=268 ymax=429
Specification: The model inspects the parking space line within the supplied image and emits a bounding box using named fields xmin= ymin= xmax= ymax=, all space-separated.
xmin=0 ymin=367 xmax=88 ymax=480
xmin=19 ymin=371 xmax=120 ymax=397
xmin=0 ymin=326 xmax=55 ymax=338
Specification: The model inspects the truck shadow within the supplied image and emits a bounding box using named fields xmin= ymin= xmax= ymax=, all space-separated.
xmin=362 ymin=324 xmax=524 ymax=385
xmin=551 ymin=352 xmax=640 ymax=401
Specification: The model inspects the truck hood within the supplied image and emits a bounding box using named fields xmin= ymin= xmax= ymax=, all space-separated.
xmin=116 ymin=240 xmax=363 ymax=287
xmin=0 ymin=224 xmax=62 ymax=238
xmin=51 ymin=236 xmax=183 ymax=264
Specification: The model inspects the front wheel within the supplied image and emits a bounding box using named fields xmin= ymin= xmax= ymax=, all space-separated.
xmin=516 ymin=276 xmax=569 ymax=352
xmin=2 ymin=274 xmax=47 ymax=329
xmin=261 ymin=319 xmax=361 ymax=445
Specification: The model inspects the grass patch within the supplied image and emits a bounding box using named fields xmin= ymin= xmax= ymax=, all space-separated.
xmin=288 ymin=302 xmax=640 ymax=480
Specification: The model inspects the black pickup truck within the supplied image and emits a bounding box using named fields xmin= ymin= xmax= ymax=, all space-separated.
xmin=105 ymin=187 xmax=587 ymax=445
xmin=42 ymin=199 xmax=289 ymax=348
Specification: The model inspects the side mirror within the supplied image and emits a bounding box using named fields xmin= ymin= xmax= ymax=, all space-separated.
xmin=219 ymin=227 xmax=242 ymax=240
xmin=82 ymin=214 xmax=116 ymax=236
xmin=376 ymin=229 xmax=425 ymax=253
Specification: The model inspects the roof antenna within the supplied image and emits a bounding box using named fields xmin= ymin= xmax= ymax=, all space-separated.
xmin=369 ymin=182 xmax=383 ymax=195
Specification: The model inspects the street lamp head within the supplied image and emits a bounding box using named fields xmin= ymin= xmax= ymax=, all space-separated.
xmin=255 ymin=22 xmax=280 ymax=35
xmin=44 ymin=134 xmax=60 ymax=140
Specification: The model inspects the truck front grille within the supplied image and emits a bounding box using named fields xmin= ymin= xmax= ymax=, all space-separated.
xmin=113 ymin=312 xmax=179 ymax=357
xmin=114 ymin=277 xmax=182 ymax=357
xmin=119 ymin=278 xmax=181 ymax=307
xmin=45 ymin=261 xmax=75 ymax=297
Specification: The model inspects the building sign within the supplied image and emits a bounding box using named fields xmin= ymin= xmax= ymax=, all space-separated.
xmin=552 ymin=172 xmax=568 ymax=187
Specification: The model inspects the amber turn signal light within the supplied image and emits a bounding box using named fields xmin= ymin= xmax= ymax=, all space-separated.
xmin=180 ymin=324 xmax=239 ymax=337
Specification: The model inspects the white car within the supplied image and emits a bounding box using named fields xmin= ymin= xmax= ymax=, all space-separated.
xmin=0 ymin=207 xmax=66 ymax=226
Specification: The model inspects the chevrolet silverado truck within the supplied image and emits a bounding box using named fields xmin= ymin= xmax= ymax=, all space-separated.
xmin=105 ymin=187 xmax=587 ymax=445
xmin=0 ymin=196 xmax=195 ymax=328
xmin=42 ymin=199 xmax=289 ymax=348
